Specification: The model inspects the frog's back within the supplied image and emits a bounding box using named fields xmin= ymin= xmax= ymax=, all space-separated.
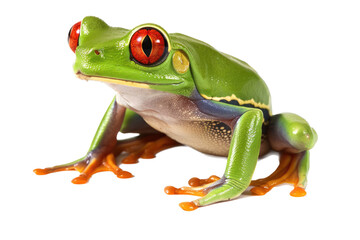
xmin=170 ymin=33 xmax=272 ymax=119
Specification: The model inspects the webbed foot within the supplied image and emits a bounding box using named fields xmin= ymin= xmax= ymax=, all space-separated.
xmin=34 ymin=153 xmax=133 ymax=184
xmin=34 ymin=134 xmax=180 ymax=183
xmin=250 ymin=151 xmax=309 ymax=197
xmin=164 ymin=175 xmax=223 ymax=211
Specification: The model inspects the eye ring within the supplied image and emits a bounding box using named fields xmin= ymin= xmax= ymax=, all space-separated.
xmin=130 ymin=27 xmax=169 ymax=66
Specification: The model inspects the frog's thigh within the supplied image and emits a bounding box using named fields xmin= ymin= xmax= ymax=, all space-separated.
xmin=267 ymin=113 xmax=317 ymax=153
xmin=253 ymin=113 xmax=317 ymax=196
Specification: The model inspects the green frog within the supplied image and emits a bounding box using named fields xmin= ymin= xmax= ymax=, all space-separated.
xmin=34 ymin=16 xmax=317 ymax=211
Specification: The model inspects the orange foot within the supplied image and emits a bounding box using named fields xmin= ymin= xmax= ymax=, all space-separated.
xmin=250 ymin=152 xmax=306 ymax=197
xmin=34 ymin=134 xmax=180 ymax=184
xmin=34 ymin=153 xmax=133 ymax=184
xmin=164 ymin=175 xmax=221 ymax=211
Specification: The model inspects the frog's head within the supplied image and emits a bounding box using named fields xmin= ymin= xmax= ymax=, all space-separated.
xmin=70 ymin=16 xmax=195 ymax=96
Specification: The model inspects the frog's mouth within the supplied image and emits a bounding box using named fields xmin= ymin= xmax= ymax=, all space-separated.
xmin=76 ymin=71 xmax=183 ymax=89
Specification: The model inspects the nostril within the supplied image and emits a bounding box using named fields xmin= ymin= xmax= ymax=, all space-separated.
xmin=94 ymin=50 xmax=100 ymax=55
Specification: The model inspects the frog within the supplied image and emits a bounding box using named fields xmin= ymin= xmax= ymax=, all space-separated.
xmin=34 ymin=16 xmax=317 ymax=211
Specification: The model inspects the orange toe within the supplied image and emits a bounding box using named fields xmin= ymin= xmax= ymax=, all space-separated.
xmin=33 ymin=168 xmax=49 ymax=175
xmin=179 ymin=202 xmax=198 ymax=211
xmin=188 ymin=175 xmax=220 ymax=187
xmin=290 ymin=187 xmax=306 ymax=197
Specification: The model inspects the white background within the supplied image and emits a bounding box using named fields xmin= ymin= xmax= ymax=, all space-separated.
xmin=1 ymin=0 xmax=359 ymax=239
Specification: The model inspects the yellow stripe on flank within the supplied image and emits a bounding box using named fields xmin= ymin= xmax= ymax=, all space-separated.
xmin=201 ymin=93 xmax=271 ymax=111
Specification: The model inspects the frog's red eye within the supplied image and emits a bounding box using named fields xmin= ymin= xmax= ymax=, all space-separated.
xmin=68 ymin=21 xmax=81 ymax=53
xmin=130 ymin=27 xmax=168 ymax=66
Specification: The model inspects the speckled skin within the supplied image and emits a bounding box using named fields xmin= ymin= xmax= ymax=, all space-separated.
xmin=113 ymin=84 xmax=232 ymax=155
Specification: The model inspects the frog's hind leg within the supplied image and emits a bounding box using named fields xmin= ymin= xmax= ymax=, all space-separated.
xmin=114 ymin=133 xmax=181 ymax=164
xmin=250 ymin=113 xmax=317 ymax=197
xmin=251 ymin=151 xmax=309 ymax=196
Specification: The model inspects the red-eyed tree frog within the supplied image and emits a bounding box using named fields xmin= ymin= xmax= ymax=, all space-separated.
xmin=34 ymin=16 xmax=317 ymax=211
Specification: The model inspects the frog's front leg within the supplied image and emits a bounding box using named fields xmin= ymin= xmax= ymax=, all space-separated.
xmin=166 ymin=109 xmax=263 ymax=211
xmin=34 ymin=97 xmax=180 ymax=183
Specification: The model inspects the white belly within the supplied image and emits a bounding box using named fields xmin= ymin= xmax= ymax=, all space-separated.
xmin=110 ymin=84 xmax=234 ymax=156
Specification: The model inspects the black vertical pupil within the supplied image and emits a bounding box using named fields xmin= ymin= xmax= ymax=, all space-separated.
xmin=142 ymin=35 xmax=152 ymax=57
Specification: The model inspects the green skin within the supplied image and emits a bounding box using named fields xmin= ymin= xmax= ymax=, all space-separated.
xmin=67 ymin=17 xmax=317 ymax=208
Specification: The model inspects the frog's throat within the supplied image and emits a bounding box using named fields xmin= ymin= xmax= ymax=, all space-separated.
xmin=76 ymin=71 xmax=182 ymax=89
